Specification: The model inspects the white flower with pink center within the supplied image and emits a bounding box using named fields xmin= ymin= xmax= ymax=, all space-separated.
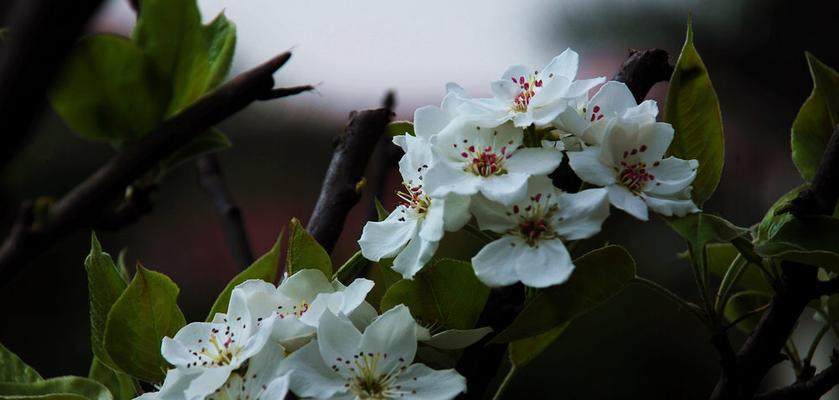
xmin=449 ymin=48 xmax=605 ymax=128
xmin=424 ymin=119 xmax=562 ymax=206
xmin=469 ymin=177 xmax=610 ymax=288
xmin=567 ymin=119 xmax=701 ymax=220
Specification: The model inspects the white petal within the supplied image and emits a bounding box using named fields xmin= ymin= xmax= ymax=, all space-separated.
xmin=553 ymin=188 xmax=610 ymax=240
xmin=530 ymin=101 xmax=570 ymax=127
xmin=505 ymin=148 xmax=563 ymax=175
xmin=414 ymin=105 xmax=450 ymax=139
xmin=425 ymin=164 xmax=481 ymax=198
xmin=359 ymin=213 xmax=419 ymax=261
xmin=490 ymin=79 xmax=519 ymax=101
xmin=260 ymin=375 xmax=291 ymax=399
xmin=347 ymin=301 xmax=379 ymax=330
xmin=515 ymin=239 xmax=574 ymax=288
xmin=470 ymin=193 xmax=516 ymax=233
xmin=567 ymin=147 xmax=617 ymax=186
xmin=423 ymin=327 xmax=493 ymax=350
xmin=623 ymin=99 xmax=659 ymax=123
xmin=393 ymin=364 xmax=466 ymax=400
xmin=337 ymin=278 xmax=375 ymax=316
xmin=279 ymin=268 xmax=334 ymax=302
xmin=359 ymin=305 xmax=418 ymax=376
xmin=480 ymin=172 xmax=529 ymax=205
xmin=607 ymin=184 xmax=649 ymax=220
xmin=441 ymin=194 xmax=472 ymax=231
xmin=541 ymin=48 xmax=579 ymax=81
xmin=226 ymin=289 xmax=254 ymax=342
xmin=317 ymin=311 xmax=362 ymax=371
xmin=279 ymin=341 xmax=346 ymax=398
xmin=555 ymin=107 xmax=588 ymax=137
xmin=498 ymin=65 xmax=530 ymax=86
xmin=419 ymin=197 xmax=445 ymax=242
xmin=472 ymin=236 xmax=526 ymax=287
xmin=645 ymin=157 xmax=698 ymax=195
xmin=271 ymin=317 xmax=316 ymax=351
xmin=565 ymin=77 xmax=606 ymax=98
xmin=587 ymin=81 xmax=637 ymax=121
xmin=237 ymin=314 xmax=276 ymax=362
xmin=635 ymin=122 xmax=674 ymax=164
xmin=392 ymin=236 xmax=438 ymax=279
xmin=644 ymin=194 xmax=700 ymax=217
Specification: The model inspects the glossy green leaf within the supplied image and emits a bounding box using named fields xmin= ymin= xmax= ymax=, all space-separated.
xmin=664 ymin=19 xmax=724 ymax=206
xmin=133 ymin=0 xmax=208 ymax=114
xmin=286 ymin=218 xmax=332 ymax=277
xmin=791 ymin=53 xmax=839 ymax=182
xmin=494 ymin=245 xmax=635 ymax=343
xmin=160 ymin=128 xmax=231 ymax=173
xmin=755 ymin=216 xmax=839 ymax=273
xmin=365 ymin=259 xmax=402 ymax=309
xmin=724 ymin=291 xmax=771 ymax=333
xmin=88 ymin=358 xmax=135 ymax=400
xmin=508 ymin=323 xmax=569 ymax=368
xmin=104 ymin=265 xmax=186 ymax=382
xmin=0 ymin=342 xmax=42 ymax=383
xmin=755 ymin=184 xmax=809 ymax=243
xmin=380 ymin=259 xmax=489 ymax=330
xmin=206 ymin=231 xmax=284 ymax=321
xmin=0 ymin=377 xmax=111 ymax=400
xmin=50 ymin=35 xmax=169 ymax=141
xmin=666 ymin=212 xmax=748 ymax=251
xmin=333 ymin=250 xmax=367 ymax=286
xmin=706 ymin=243 xmax=772 ymax=294
xmin=203 ymin=12 xmax=237 ymax=90
xmin=85 ymin=232 xmax=128 ymax=372
xmin=374 ymin=198 xmax=389 ymax=221
xmin=386 ymin=121 xmax=415 ymax=137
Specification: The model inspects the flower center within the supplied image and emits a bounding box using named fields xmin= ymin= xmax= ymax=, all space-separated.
xmin=276 ymin=301 xmax=309 ymax=319
xmin=330 ymin=352 xmax=414 ymax=399
xmin=616 ymin=144 xmax=656 ymax=193
xmin=511 ymin=73 xmax=543 ymax=113
xmin=458 ymin=144 xmax=512 ymax=177
xmin=508 ymin=192 xmax=558 ymax=246
xmin=200 ymin=331 xmax=242 ymax=367
xmin=397 ymin=183 xmax=431 ymax=215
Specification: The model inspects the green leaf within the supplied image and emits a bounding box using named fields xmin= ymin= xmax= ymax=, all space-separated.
xmin=286 ymin=218 xmax=332 ymax=277
xmin=133 ymin=0 xmax=208 ymax=114
xmin=380 ymin=259 xmax=489 ymax=330
xmin=374 ymin=198 xmax=389 ymax=221
xmin=0 ymin=377 xmax=111 ymax=400
xmin=206 ymin=231 xmax=284 ymax=321
xmin=792 ymin=53 xmax=839 ymax=182
xmin=365 ymin=259 xmax=402 ymax=309
xmin=50 ymin=35 xmax=169 ymax=141
xmin=664 ymin=18 xmax=725 ymax=206
xmin=508 ymin=323 xmax=569 ymax=368
xmin=0 ymin=342 xmax=42 ymax=383
xmin=706 ymin=243 xmax=772 ymax=294
xmin=494 ymin=245 xmax=636 ymax=343
xmin=84 ymin=233 xmax=128 ymax=372
xmin=88 ymin=358 xmax=135 ymax=400
xmin=160 ymin=128 xmax=231 ymax=173
xmin=203 ymin=12 xmax=237 ymax=90
xmin=755 ymin=216 xmax=839 ymax=273
xmin=334 ymin=250 xmax=367 ymax=285
xmin=755 ymin=184 xmax=810 ymax=243
xmin=666 ymin=213 xmax=749 ymax=256
xmin=724 ymin=291 xmax=771 ymax=333
xmin=386 ymin=121 xmax=415 ymax=137
xmin=104 ymin=265 xmax=186 ymax=382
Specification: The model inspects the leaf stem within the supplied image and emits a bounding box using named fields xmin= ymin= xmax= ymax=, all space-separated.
xmin=714 ymin=254 xmax=746 ymax=316
xmin=633 ymin=275 xmax=707 ymax=326
xmin=492 ymin=366 xmax=518 ymax=400
xmin=805 ymin=323 xmax=831 ymax=364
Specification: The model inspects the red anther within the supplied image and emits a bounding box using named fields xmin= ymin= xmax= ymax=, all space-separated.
xmin=468 ymin=145 xmax=475 ymax=152
xmin=640 ymin=144 xmax=648 ymax=152
xmin=519 ymin=76 xmax=525 ymax=84
xmin=593 ymin=105 xmax=601 ymax=113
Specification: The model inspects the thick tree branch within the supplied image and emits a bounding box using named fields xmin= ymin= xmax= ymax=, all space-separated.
xmin=197 ymin=154 xmax=254 ymax=270
xmin=710 ymin=124 xmax=839 ymax=400
xmin=306 ymin=108 xmax=393 ymax=255
xmin=754 ymin=353 xmax=839 ymax=400
xmin=0 ymin=0 xmax=106 ymax=170
xmin=366 ymin=91 xmax=400 ymax=223
xmin=0 ymin=52 xmax=299 ymax=287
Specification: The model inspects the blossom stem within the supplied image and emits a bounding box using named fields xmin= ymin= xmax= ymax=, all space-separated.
xmin=714 ymin=254 xmax=747 ymax=317
xmin=687 ymin=244 xmax=714 ymax=322
xmin=633 ymin=276 xmax=708 ymax=326
xmin=463 ymin=223 xmax=496 ymax=244
xmin=492 ymin=365 xmax=518 ymax=400
xmin=805 ymin=323 xmax=832 ymax=365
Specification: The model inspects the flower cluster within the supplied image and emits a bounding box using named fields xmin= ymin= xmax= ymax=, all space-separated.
xmin=360 ymin=48 xmax=700 ymax=288
xmin=138 ymin=270 xmax=478 ymax=400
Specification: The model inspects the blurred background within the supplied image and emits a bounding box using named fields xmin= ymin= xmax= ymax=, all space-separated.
xmin=2 ymin=0 xmax=839 ymax=398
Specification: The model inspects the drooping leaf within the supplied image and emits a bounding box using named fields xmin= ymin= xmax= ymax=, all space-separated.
xmin=508 ymin=323 xmax=569 ymax=368
xmin=104 ymin=265 xmax=186 ymax=382
xmin=333 ymin=250 xmax=367 ymax=286
xmin=84 ymin=233 xmax=128 ymax=372
xmin=133 ymin=0 xmax=208 ymax=114
xmin=0 ymin=377 xmax=111 ymax=400
xmin=494 ymin=245 xmax=635 ymax=343
xmin=755 ymin=216 xmax=839 ymax=273
xmin=161 ymin=128 xmax=231 ymax=174
xmin=664 ymin=18 xmax=725 ymax=206
xmin=203 ymin=12 xmax=237 ymax=90
xmin=724 ymin=291 xmax=771 ymax=333
xmin=206 ymin=231 xmax=284 ymax=321
xmin=380 ymin=259 xmax=489 ymax=330
xmin=791 ymin=53 xmax=839 ymax=182
xmin=286 ymin=218 xmax=332 ymax=277
xmin=88 ymin=358 xmax=135 ymax=400
xmin=0 ymin=342 xmax=42 ymax=383
xmin=50 ymin=35 xmax=169 ymax=141
xmin=386 ymin=121 xmax=415 ymax=137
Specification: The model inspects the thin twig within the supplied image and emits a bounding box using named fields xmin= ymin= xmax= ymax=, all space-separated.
xmin=197 ymin=154 xmax=254 ymax=270
xmin=754 ymin=355 xmax=839 ymax=400
xmin=0 ymin=51 xmax=302 ymax=287
xmin=633 ymin=275 xmax=707 ymax=325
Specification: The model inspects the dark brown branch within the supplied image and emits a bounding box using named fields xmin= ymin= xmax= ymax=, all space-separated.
xmin=91 ymin=184 xmax=156 ymax=230
xmin=366 ymin=90 xmax=400 ymax=223
xmin=612 ymin=48 xmax=675 ymax=103
xmin=0 ymin=52 xmax=298 ymax=287
xmin=710 ymin=124 xmax=839 ymax=400
xmin=197 ymin=154 xmax=253 ymax=270
xmin=306 ymin=108 xmax=393 ymax=255
xmin=754 ymin=353 xmax=839 ymax=400
xmin=256 ymin=85 xmax=316 ymax=101
xmin=0 ymin=0 xmax=106 ymax=170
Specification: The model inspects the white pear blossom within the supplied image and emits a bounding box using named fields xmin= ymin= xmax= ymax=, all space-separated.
xmin=235 ymin=270 xmax=378 ymax=351
xmin=567 ymin=119 xmax=700 ymax=221
xmin=281 ymin=306 xmax=466 ymax=400
xmin=470 ymin=177 xmax=610 ymax=288
xmin=160 ymin=288 xmax=276 ymax=396
xmin=450 ymin=49 xmax=605 ymax=128
xmin=424 ymin=120 xmax=562 ymax=205
xmin=550 ymin=80 xmax=659 ymax=147
xmin=133 ymin=369 xmax=200 ymax=400
xmin=359 ymin=132 xmax=470 ymax=279
xmin=206 ymin=343 xmax=291 ymax=400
